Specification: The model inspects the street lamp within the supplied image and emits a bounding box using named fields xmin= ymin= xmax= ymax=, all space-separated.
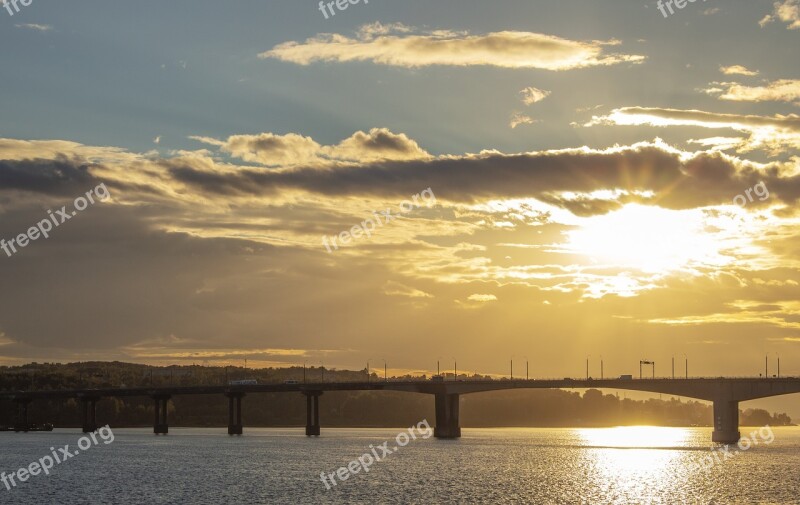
xmin=383 ymin=359 xmax=387 ymax=382
xmin=683 ymin=354 xmax=688 ymax=379
xmin=640 ymin=360 xmax=654 ymax=379
xmin=600 ymin=355 xmax=604 ymax=380
xmin=452 ymin=357 xmax=457 ymax=381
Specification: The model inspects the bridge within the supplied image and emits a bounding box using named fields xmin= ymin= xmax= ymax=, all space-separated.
xmin=3 ymin=377 xmax=800 ymax=443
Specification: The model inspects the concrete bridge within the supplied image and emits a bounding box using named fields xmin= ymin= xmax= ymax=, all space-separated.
xmin=2 ymin=377 xmax=800 ymax=443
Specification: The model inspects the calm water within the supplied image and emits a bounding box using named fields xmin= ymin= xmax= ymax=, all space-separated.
xmin=0 ymin=426 xmax=798 ymax=504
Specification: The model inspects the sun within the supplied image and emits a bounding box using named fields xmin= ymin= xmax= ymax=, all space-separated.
xmin=562 ymin=204 xmax=727 ymax=274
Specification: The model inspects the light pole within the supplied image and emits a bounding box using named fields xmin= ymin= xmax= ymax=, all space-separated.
xmin=672 ymin=356 xmax=675 ymax=380
xmin=303 ymin=361 xmax=307 ymax=384
xmin=452 ymin=357 xmax=457 ymax=381
xmin=384 ymin=359 xmax=387 ymax=382
xmin=510 ymin=356 xmax=514 ymax=381
xmin=766 ymin=354 xmax=769 ymax=378
xmin=683 ymin=354 xmax=688 ymax=379
xmin=367 ymin=361 xmax=370 ymax=383
xmin=600 ymin=355 xmax=604 ymax=380
xmin=640 ymin=360 xmax=654 ymax=379
xmin=586 ymin=355 xmax=590 ymax=380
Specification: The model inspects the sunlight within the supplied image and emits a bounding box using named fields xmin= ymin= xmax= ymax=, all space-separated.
xmin=579 ymin=426 xmax=690 ymax=448
xmin=563 ymin=204 xmax=728 ymax=273
xmin=577 ymin=427 xmax=693 ymax=499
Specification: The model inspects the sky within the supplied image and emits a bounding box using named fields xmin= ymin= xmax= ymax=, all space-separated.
xmin=1 ymin=0 xmax=800 ymax=411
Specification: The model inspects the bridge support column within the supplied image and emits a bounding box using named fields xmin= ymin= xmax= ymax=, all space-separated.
xmin=13 ymin=398 xmax=31 ymax=432
xmin=80 ymin=397 xmax=100 ymax=433
xmin=303 ymin=391 xmax=322 ymax=436
xmin=434 ymin=393 xmax=461 ymax=439
xmin=152 ymin=395 xmax=170 ymax=434
xmin=712 ymin=398 xmax=740 ymax=444
xmin=226 ymin=393 xmax=244 ymax=435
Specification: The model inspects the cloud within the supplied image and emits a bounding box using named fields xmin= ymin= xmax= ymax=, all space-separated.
xmin=356 ymin=22 xmax=413 ymax=39
xmin=719 ymin=65 xmax=759 ymax=76
xmin=14 ymin=23 xmax=52 ymax=32
xmin=328 ymin=128 xmax=430 ymax=162
xmin=760 ymin=0 xmax=800 ymax=29
xmin=688 ymin=137 xmax=747 ymax=152
xmin=192 ymin=132 xmax=322 ymax=166
xmin=383 ymin=281 xmax=433 ymax=298
xmin=260 ymin=24 xmax=645 ymax=70
xmin=0 ymin=157 xmax=100 ymax=196
xmin=704 ymin=79 xmax=800 ymax=105
xmin=167 ymin=136 xmax=800 ymax=212
xmin=520 ymin=87 xmax=551 ymax=105
xmin=5 ymin=134 xmax=799 ymax=218
xmin=191 ymin=128 xmax=429 ymax=166
xmin=509 ymin=112 xmax=535 ymax=129
xmin=467 ymin=294 xmax=497 ymax=302
xmin=456 ymin=293 xmax=499 ymax=309
xmin=1 ymin=135 xmax=799 ymax=366
xmin=586 ymin=106 xmax=800 ymax=155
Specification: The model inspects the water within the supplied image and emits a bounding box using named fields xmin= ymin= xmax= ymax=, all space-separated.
xmin=1 ymin=426 xmax=798 ymax=504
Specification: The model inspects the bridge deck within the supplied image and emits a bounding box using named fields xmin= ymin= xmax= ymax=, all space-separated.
xmin=2 ymin=377 xmax=800 ymax=402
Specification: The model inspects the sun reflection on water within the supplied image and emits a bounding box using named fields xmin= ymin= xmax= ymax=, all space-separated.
xmin=576 ymin=426 xmax=694 ymax=503
xmin=579 ymin=426 xmax=690 ymax=449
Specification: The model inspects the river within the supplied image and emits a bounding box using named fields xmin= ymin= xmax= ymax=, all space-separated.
xmin=0 ymin=426 xmax=797 ymax=504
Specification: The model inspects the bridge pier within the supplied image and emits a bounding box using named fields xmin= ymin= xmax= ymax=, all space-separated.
xmin=80 ymin=396 xmax=100 ymax=433
xmin=303 ymin=391 xmax=322 ymax=436
xmin=152 ymin=394 xmax=170 ymax=434
xmin=226 ymin=393 xmax=244 ymax=435
xmin=712 ymin=398 xmax=740 ymax=444
xmin=434 ymin=393 xmax=461 ymax=439
xmin=13 ymin=398 xmax=32 ymax=432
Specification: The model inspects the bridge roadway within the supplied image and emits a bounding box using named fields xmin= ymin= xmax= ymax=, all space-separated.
xmin=3 ymin=377 xmax=800 ymax=443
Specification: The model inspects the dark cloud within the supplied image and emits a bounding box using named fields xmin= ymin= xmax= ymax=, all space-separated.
xmin=0 ymin=157 xmax=99 ymax=195
xmin=167 ymin=144 xmax=800 ymax=210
